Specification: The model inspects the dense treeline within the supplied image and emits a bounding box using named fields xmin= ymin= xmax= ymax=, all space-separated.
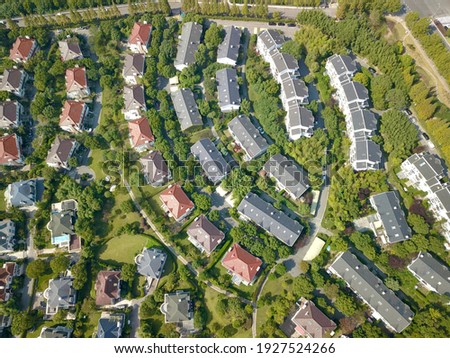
xmin=336 ymin=0 xmax=401 ymax=19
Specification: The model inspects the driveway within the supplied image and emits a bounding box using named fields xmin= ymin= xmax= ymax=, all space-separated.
xmin=210 ymin=190 xmax=238 ymax=230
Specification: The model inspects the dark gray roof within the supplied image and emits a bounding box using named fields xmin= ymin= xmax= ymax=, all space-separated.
xmin=40 ymin=326 xmax=72 ymax=338
xmin=1 ymin=68 xmax=24 ymax=91
xmin=191 ymin=138 xmax=230 ymax=183
xmin=7 ymin=179 xmax=37 ymax=207
xmin=171 ymin=88 xmax=203 ymax=130
xmin=433 ymin=185 xmax=450 ymax=213
xmin=48 ymin=208 xmax=76 ymax=237
xmin=258 ymin=29 xmax=285 ymax=50
xmin=281 ymin=76 xmax=308 ymax=102
xmin=140 ymin=151 xmax=170 ymax=184
xmin=270 ymin=51 xmax=299 ymax=74
xmin=263 ymin=154 xmax=309 ymax=200
xmin=342 ymin=81 xmax=369 ymax=103
xmin=287 ymin=105 xmax=315 ymax=129
xmin=0 ymin=100 xmax=19 ymax=126
xmin=329 ymin=251 xmax=414 ymax=333
xmin=96 ymin=313 xmax=125 ymax=338
xmin=404 ymin=153 xmax=446 ymax=182
xmin=46 ymin=277 xmax=76 ymax=311
xmin=327 ymin=54 xmax=357 ymax=77
xmin=216 ymin=68 xmax=241 ymax=109
xmin=217 ymin=26 xmax=241 ymax=64
xmin=123 ymin=85 xmax=146 ymax=111
xmin=0 ymin=219 xmax=14 ymax=252
xmin=136 ymin=248 xmax=167 ymax=279
xmin=370 ymin=191 xmax=412 ymax=243
xmin=353 ymin=138 xmax=382 ymax=169
xmin=46 ymin=137 xmax=77 ymax=166
xmin=350 ymin=109 xmax=378 ymax=137
xmin=174 ymin=22 xmax=203 ymax=69
xmin=237 ymin=192 xmax=304 ymax=246
xmin=123 ymin=53 xmax=145 ymax=78
xmin=228 ymin=115 xmax=268 ymax=160
xmin=161 ymin=291 xmax=193 ymax=323
xmin=408 ymin=252 xmax=450 ymax=296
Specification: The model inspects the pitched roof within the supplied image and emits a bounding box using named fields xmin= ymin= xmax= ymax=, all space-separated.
xmin=174 ymin=22 xmax=203 ymax=68
xmin=59 ymin=100 xmax=86 ymax=128
xmin=370 ymin=191 xmax=412 ymax=243
xmin=1 ymin=68 xmax=25 ymax=91
xmin=408 ymin=252 xmax=450 ymax=296
xmin=191 ymin=138 xmax=229 ymax=183
xmin=123 ymin=53 xmax=145 ymax=78
xmin=7 ymin=179 xmax=38 ymax=207
xmin=258 ymin=29 xmax=285 ymax=50
xmin=136 ymin=248 xmax=167 ymax=279
xmin=45 ymin=277 xmax=76 ymax=311
xmin=139 ymin=151 xmax=170 ymax=184
xmin=58 ymin=39 xmax=83 ymax=61
xmin=46 ymin=137 xmax=77 ymax=166
xmin=0 ymin=221 xmax=15 ymax=254
xmin=10 ymin=37 xmax=36 ymax=61
xmin=270 ymin=50 xmax=299 ymax=74
xmin=433 ymin=185 xmax=450 ymax=213
xmin=217 ymin=26 xmax=241 ymax=64
xmin=97 ymin=313 xmax=125 ymax=338
xmin=228 ymin=115 xmax=268 ymax=160
xmin=171 ymin=88 xmax=202 ymax=130
xmin=128 ymin=22 xmax=152 ymax=45
xmin=66 ymin=67 xmax=88 ymax=91
xmin=161 ymin=291 xmax=193 ymax=323
xmin=353 ymin=138 xmax=382 ymax=169
xmin=216 ymin=67 xmax=241 ymax=109
xmin=237 ymin=192 xmax=304 ymax=247
xmin=263 ymin=154 xmax=309 ymax=199
xmin=0 ymin=100 xmax=19 ymax=126
xmin=48 ymin=207 xmax=76 ymax=238
xmin=0 ymin=134 xmax=20 ymax=164
xmin=291 ymin=299 xmax=337 ymax=338
xmin=342 ymin=81 xmax=369 ymax=103
xmin=403 ymin=152 xmax=446 ymax=182
xmin=0 ymin=262 xmax=16 ymax=302
xmin=128 ymin=117 xmax=154 ymax=148
xmin=159 ymin=184 xmax=194 ymax=220
xmin=327 ymin=54 xmax=357 ymax=77
xmin=350 ymin=109 xmax=378 ymax=137
xmin=287 ymin=105 xmax=315 ymax=131
xmin=123 ymin=85 xmax=146 ymax=111
xmin=40 ymin=326 xmax=73 ymax=338
xmin=95 ymin=271 xmax=121 ymax=306
xmin=281 ymin=76 xmax=308 ymax=101
xmin=329 ymin=251 xmax=414 ymax=333
xmin=187 ymin=215 xmax=225 ymax=254
xmin=222 ymin=243 xmax=262 ymax=283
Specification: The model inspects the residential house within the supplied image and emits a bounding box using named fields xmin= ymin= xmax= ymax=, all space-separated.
xmin=160 ymin=291 xmax=194 ymax=324
xmin=408 ymin=251 xmax=450 ymax=296
xmin=171 ymin=88 xmax=203 ymax=130
xmin=0 ymin=134 xmax=23 ymax=166
xmin=187 ymin=215 xmax=225 ymax=255
xmin=9 ymin=36 xmax=37 ymax=63
xmin=191 ymin=138 xmax=229 ymax=184
xmin=222 ymin=243 xmax=262 ymax=285
xmin=58 ymin=38 xmax=83 ymax=61
xmin=96 ymin=313 xmax=125 ymax=338
xmin=286 ymin=103 xmax=315 ymax=140
xmin=159 ymin=184 xmax=195 ymax=222
xmin=217 ymin=26 xmax=241 ymax=66
xmin=122 ymin=53 xmax=145 ymax=85
xmin=216 ymin=68 xmax=241 ymax=113
xmin=46 ymin=137 xmax=78 ymax=170
xmin=0 ymin=262 xmax=18 ymax=303
xmin=325 ymin=54 xmax=357 ymax=88
xmin=65 ymin=66 xmax=90 ymax=99
xmin=428 ymin=184 xmax=450 ymax=248
xmin=128 ymin=117 xmax=154 ymax=152
xmin=328 ymin=251 xmax=414 ymax=333
xmin=0 ymin=100 xmax=23 ymax=129
xmin=123 ymin=85 xmax=146 ymax=120
xmin=1 ymin=68 xmax=27 ymax=97
xmin=369 ymin=191 xmax=412 ymax=244
xmin=127 ymin=22 xmax=152 ymax=54
xmin=139 ymin=151 xmax=171 ymax=186
xmin=349 ymin=138 xmax=382 ymax=171
xmin=338 ymin=81 xmax=370 ymax=117
xmin=5 ymin=178 xmax=42 ymax=209
xmin=59 ymin=100 xmax=88 ymax=133
xmin=291 ymin=298 xmax=336 ymax=338
xmin=95 ymin=271 xmax=121 ymax=306
xmin=280 ymin=74 xmax=309 ymax=108
xmin=44 ymin=277 xmax=77 ymax=315
xmin=0 ymin=315 xmax=12 ymax=335
xmin=174 ymin=22 xmax=203 ymax=71
xmin=0 ymin=220 xmax=15 ymax=254
xmin=263 ymin=154 xmax=309 ymax=200
xmin=347 ymin=109 xmax=378 ymax=140
xmin=228 ymin=114 xmax=268 ymax=161
xmin=47 ymin=199 xmax=78 ymax=249
xmin=237 ymin=192 xmax=304 ymax=247
xmin=40 ymin=326 xmax=73 ymax=338
xmin=268 ymin=50 xmax=299 ymax=83
xmin=135 ymin=247 xmax=167 ymax=279
xmin=256 ymin=29 xmax=285 ymax=63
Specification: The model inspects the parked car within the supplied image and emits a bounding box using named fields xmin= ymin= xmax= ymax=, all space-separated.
xmin=287 ymin=23 xmax=296 ymax=27
xmin=404 ymin=108 xmax=412 ymax=116
xmin=368 ymin=67 xmax=377 ymax=75
xmin=277 ymin=22 xmax=286 ymax=26
xmin=422 ymin=132 xmax=430 ymax=140
xmin=268 ymin=22 xmax=276 ymax=26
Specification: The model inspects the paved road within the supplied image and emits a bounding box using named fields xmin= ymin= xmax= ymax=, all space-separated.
xmin=402 ymin=0 xmax=450 ymax=17
xmin=20 ymin=227 xmax=37 ymax=311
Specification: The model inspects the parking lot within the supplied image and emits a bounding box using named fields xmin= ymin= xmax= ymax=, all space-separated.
xmin=403 ymin=0 xmax=450 ymax=17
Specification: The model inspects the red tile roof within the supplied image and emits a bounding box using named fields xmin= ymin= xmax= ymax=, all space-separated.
xmin=95 ymin=271 xmax=121 ymax=306
xmin=59 ymin=100 xmax=86 ymax=127
xmin=9 ymin=37 xmax=36 ymax=61
xmin=128 ymin=22 xmax=152 ymax=45
xmin=128 ymin=117 xmax=154 ymax=148
xmin=159 ymin=184 xmax=194 ymax=220
xmin=222 ymin=243 xmax=262 ymax=283
xmin=0 ymin=263 xmax=16 ymax=302
xmin=66 ymin=67 xmax=88 ymax=92
xmin=0 ymin=134 xmax=20 ymax=164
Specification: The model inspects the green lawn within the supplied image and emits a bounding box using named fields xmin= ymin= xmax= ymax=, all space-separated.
xmin=0 ymin=189 xmax=6 ymax=211
xmin=26 ymin=321 xmax=47 ymax=338
xmin=89 ymin=148 xmax=106 ymax=180
xmin=82 ymin=310 xmax=102 ymax=338
xmin=188 ymin=128 xmax=214 ymax=144
xmin=99 ymin=234 xmax=149 ymax=265
xmin=36 ymin=271 xmax=54 ymax=292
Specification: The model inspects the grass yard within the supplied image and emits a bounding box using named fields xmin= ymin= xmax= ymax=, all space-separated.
xmin=82 ymin=310 xmax=102 ymax=338
xmin=105 ymin=190 xmax=142 ymax=239
xmin=188 ymin=128 xmax=214 ymax=144
xmin=99 ymin=234 xmax=149 ymax=265
xmin=26 ymin=321 xmax=47 ymax=338
xmin=36 ymin=271 xmax=54 ymax=292
xmin=88 ymin=148 xmax=106 ymax=180
xmin=0 ymin=189 xmax=6 ymax=211
xmin=204 ymin=287 xmax=252 ymax=338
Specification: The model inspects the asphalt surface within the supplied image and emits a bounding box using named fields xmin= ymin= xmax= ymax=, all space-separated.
xmin=402 ymin=0 xmax=450 ymax=17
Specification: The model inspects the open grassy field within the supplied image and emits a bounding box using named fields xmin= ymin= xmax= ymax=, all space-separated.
xmin=99 ymin=234 xmax=149 ymax=265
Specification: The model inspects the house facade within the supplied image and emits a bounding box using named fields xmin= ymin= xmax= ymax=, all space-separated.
xmin=0 ymin=219 xmax=15 ymax=254
xmin=1 ymin=68 xmax=27 ymax=97
xmin=0 ymin=100 xmax=23 ymax=129
xmin=9 ymin=37 xmax=37 ymax=63
xmin=217 ymin=26 xmax=241 ymax=66
xmin=46 ymin=137 xmax=78 ymax=170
